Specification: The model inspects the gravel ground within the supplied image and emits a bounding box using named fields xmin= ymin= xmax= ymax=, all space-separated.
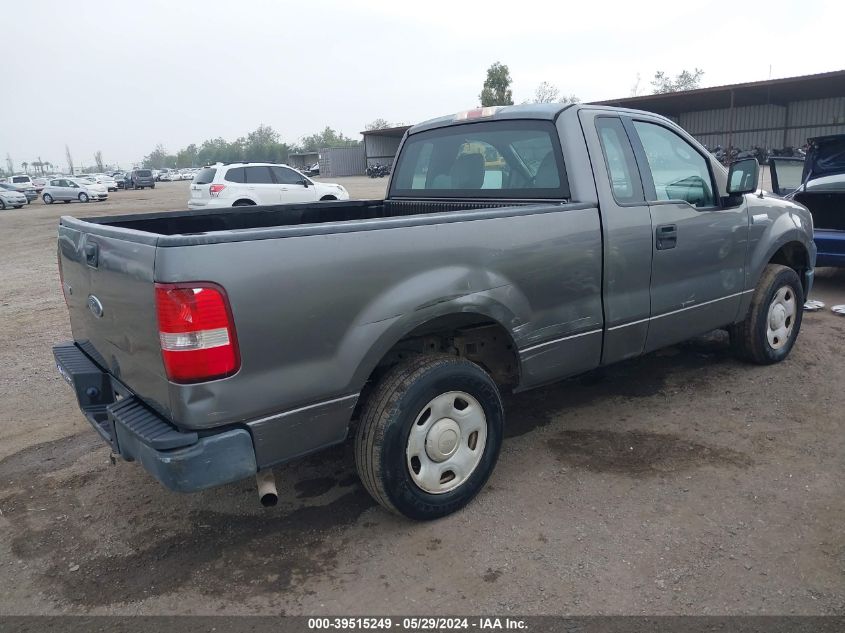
xmin=0 ymin=179 xmax=842 ymax=615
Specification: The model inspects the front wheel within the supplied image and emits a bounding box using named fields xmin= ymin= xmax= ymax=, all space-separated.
xmin=78 ymin=192 xmax=89 ymax=203
xmin=355 ymin=354 xmax=504 ymax=520
xmin=0 ymin=199 xmax=5 ymax=210
xmin=729 ymin=264 xmax=803 ymax=364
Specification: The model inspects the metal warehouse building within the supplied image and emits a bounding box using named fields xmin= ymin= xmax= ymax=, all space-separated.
xmin=361 ymin=125 xmax=411 ymax=169
xmin=596 ymin=69 xmax=845 ymax=152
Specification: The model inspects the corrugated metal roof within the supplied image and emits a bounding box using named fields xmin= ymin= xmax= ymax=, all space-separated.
xmin=359 ymin=125 xmax=412 ymax=137
xmin=593 ymin=69 xmax=845 ymax=115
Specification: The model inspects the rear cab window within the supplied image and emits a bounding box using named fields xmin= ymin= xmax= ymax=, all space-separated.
xmin=390 ymin=120 xmax=569 ymax=199
xmin=136 ymin=170 xmax=152 ymax=177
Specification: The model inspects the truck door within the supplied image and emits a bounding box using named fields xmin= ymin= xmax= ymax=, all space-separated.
xmin=625 ymin=117 xmax=748 ymax=351
xmin=580 ymin=112 xmax=654 ymax=364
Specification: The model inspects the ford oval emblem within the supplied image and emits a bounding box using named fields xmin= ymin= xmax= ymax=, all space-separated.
xmin=87 ymin=295 xmax=104 ymax=318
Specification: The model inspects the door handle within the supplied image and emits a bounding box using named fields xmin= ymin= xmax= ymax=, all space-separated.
xmin=656 ymin=224 xmax=677 ymax=250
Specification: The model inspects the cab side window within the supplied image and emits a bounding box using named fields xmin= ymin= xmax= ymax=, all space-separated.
xmin=632 ymin=121 xmax=715 ymax=208
xmin=595 ymin=117 xmax=644 ymax=204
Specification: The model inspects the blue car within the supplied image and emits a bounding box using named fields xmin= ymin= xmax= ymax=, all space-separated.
xmin=770 ymin=135 xmax=845 ymax=267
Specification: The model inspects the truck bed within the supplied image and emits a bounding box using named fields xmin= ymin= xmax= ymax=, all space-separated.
xmin=79 ymin=199 xmax=535 ymax=237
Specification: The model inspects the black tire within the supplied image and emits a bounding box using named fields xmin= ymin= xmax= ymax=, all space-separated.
xmin=63 ymin=200 xmax=70 ymax=204
xmin=355 ymin=354 xmax=504 ymax=520
xmin=13 ymin=205 xmax=23 ymax=209
xmin=320 ymin=195 xmax=337 ymax=201
xmin=729 ymin=264 xmax=803 ymax=364
xmin=232 ymin=200 xmax=255 ymax=207
xmin=150 ymin=184 xmax=155 ymax=189
xmin=78 ymin=192 xmax=89 ymax=203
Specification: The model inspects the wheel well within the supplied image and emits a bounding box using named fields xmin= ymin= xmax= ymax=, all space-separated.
xmin=369 ymin=314 xmax=520 ymax=390
xmin=769 ymin=241 xmax=809 ymax=292
xmin=320 ymin=195 xmax=337 ymax=201
xmin=232 ymin=199 xmax=256 ymax=206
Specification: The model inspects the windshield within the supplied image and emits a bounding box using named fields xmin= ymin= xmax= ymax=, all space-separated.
xmin=390 ymin=120 xmax=568 ymax=199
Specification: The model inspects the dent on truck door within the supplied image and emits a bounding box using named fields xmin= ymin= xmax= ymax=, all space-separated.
xmin=628 ymin=119 xmax=748 ymax=351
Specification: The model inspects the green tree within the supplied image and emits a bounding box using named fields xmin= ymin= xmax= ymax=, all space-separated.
xmin=651 ymin=68 xmax=704 ymax=94
xmin=529 ymin=82 xmax=579 ymax=105
xmin=365 ymin=118 xmax=391 ymax=131
xmin=176 ymin=144 xmax=199 ymax=168
xmin=142 ymin=144 xmax=177 ymax=169
xmin=298 ymin=127 xmax=358 ymax=152
xmin=480 ymin=62 xmax=513 ymax=107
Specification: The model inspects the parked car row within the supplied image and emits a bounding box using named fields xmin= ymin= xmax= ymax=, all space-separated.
xmin=156 ymin=168 xmax=199 ymax=181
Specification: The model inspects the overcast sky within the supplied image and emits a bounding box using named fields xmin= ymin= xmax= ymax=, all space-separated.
xmin=2 ymin=0 xmax=842 ymax=171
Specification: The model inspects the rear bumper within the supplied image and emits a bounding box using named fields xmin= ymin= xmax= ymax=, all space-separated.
xmin=814 ymin=229 xmax=845 ymax=267
xmin=53 ymin=342 xmax=257 ymax=492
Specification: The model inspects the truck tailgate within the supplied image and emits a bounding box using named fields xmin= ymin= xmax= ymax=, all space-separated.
xmin=58 ymin=224 xmax=171 ymax=417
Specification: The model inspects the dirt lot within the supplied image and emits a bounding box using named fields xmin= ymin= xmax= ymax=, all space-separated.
xmin=0 ymin=180 xmax=842 ymax=615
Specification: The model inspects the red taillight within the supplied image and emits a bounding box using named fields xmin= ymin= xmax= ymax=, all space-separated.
xmin=209 ymin=184 xmax=226 ymax=197
xmin=154 ymin=282 xmax=240 ymax=383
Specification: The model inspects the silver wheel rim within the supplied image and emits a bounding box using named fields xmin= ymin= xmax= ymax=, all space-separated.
xmin=766 ymin=285 xmax=796 ymax=350
xmin=406 ymin=391 xmax=487 ymax=495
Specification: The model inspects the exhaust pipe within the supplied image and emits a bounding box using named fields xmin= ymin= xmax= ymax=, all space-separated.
xmin=256 ymin=469 xmax=278 ymax=507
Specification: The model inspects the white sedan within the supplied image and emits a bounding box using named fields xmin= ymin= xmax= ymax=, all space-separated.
xmin=42 ymin=177 xmax=108 ymax=203
xmin=0 ymin=186 xmax=28 ymax=209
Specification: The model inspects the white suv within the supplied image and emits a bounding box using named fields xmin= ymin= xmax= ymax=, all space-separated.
xmin=188 ymin=162 xmax=349 ymax=209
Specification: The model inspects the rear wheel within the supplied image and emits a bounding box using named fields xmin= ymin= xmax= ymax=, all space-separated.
xmin=13 ymin=205 xmax=23 ymax=209
xmin=355 ymin=354 xmax=504 ymax=520
xmin=78 ymin=192 xmax=89 ymax=203
xmin=729 ymin=264 xmax=803 ymax=364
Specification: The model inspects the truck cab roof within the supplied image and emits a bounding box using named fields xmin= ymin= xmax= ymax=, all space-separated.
xmin=408 ymin=103 xmax=675 ymax=135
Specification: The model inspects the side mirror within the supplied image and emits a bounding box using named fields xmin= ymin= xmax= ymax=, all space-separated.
xmin=298 ymin=179 xmax=310 ymax=188
xmin=727 ymin=157 xmax=759 ymax=195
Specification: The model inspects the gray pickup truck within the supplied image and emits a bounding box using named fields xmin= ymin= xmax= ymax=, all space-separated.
xmin=54 ymin=104 xmax=816 ymax=520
